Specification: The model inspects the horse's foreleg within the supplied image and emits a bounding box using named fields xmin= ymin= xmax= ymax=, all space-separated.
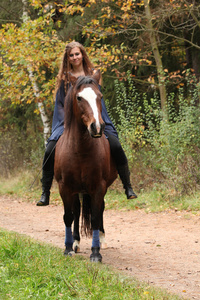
xmin=90 ymin=202 xmax=103 ymax=263
xmin=63 ymin=198 xmax=74 ymax=256
xmin=64 ymin=226 xmax=74 ymax=256
xmin=90 ymin=229 xmax=102 ymax=263
xmin=72 ymin=194 xmax=81 ymax=253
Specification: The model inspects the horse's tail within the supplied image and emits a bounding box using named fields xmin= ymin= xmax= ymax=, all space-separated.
xmin=81 ymin=194 xmax=92 ymax=237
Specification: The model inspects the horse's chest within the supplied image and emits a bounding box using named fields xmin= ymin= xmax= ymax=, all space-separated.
xmin=63 ymin=156 xmax=101 ymax=193
xmin=66 ymin=141 xmax=102 ymax=165
xmin=68 ymin=152 xmax=102 ymax=175
xmin=56 ymin=136 xmax=109 ymax=190
xmin=67 ymin=150 xmax=104 ymax=181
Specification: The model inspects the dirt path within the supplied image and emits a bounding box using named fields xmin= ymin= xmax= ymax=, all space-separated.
xmin=0 ymin=196 xmax=200 ymax=299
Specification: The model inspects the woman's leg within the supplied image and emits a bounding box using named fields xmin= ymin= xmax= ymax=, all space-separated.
xmin=107 ymin=134 xmax=137 ymax=199
xmin=36 ymin=140 xmax=57 ymax=206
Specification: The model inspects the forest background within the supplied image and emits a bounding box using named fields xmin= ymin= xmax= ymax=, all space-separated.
xmin=1 ymin=0 xmax=200 ymax=207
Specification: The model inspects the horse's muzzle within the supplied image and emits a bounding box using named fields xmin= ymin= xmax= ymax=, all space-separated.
xmin=89 ymin=122 xmax=105 ymax=138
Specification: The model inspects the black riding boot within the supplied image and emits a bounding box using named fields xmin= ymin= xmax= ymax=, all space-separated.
xmin=36 ymin=171 xmax=54 ymax=206
xmin=117 ymin=164 xmax=137 ymax=199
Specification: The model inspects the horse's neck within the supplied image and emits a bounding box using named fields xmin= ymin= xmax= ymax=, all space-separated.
xmin=65 ymin=121 xmax=96 ymax=151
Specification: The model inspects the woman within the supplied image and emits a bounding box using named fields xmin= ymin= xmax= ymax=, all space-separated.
xmin=37 ymin=41 xmax=137 ymax=206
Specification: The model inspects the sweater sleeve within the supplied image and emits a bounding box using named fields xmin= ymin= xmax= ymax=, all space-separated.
xmin=47 ymin=81 xmax=65 ymax=142
xmin=99 ymin=85 xmax=118 ymax=138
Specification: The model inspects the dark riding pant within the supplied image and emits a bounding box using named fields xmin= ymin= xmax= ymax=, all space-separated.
xmin=42 ymin=140 xmax=57 ymax=173
xmin=42 ymin=135 xmax=127 ymax=173
xmin=107 ymin=134 xmax=127 ymax=167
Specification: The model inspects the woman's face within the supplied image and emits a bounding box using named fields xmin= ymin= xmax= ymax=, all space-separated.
xmin=69 ymin=47 xmax=83 ymax=69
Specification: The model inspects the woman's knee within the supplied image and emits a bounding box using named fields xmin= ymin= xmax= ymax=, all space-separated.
xmin=107 ymin=134 xmax=120 ymax=151
xmin=107 ymin=134 xmax=127 ymax=164
xmin=45 ymin=141 xmax=56 ymax=157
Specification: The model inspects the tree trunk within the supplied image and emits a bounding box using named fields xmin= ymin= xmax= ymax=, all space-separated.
xmin=22 ymin=0 xmax=50 ymax=144
xmin=144 ymin=0 xmax=167 ymax=111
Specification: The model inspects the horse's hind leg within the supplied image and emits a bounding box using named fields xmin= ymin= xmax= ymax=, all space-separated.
xmin=72 ymin=194 xmax=81 ymax=253
xmin=81 ymin=194 xmax=103 ymax=262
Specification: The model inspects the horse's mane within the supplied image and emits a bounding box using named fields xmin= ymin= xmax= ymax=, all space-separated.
xmin=64 ymin=86 xmax=74 ymax=129
xmin=75 ymin=76 xmax=97 ymax=89
xmin=64 ymin=75 xmax=98 ymax=129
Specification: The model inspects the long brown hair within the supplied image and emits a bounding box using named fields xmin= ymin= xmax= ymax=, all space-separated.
xmin=55 ymin=41 xmax=94 ymax=97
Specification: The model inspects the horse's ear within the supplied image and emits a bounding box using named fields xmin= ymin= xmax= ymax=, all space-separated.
xmin=92 ymin=69 xmax=101 ymax=84
xmin=68 ymin=72 xmax=77 ymax=86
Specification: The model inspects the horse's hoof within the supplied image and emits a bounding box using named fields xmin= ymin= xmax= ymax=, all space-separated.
xmin=90 ymin=247 xmax=102 ymax=263
xmin=73 ymin=240 xmax=80 ymax=253
xmin=64 ymin=246 xmax=75 ymax=257
xmin=90 ymin=254 xmax=102 ymax=262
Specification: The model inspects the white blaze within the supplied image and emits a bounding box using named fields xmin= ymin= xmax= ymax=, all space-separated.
xmin=78 ymin=87 xmax=100 ymax=128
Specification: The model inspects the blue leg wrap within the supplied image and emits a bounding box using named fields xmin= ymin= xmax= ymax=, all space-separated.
xmin=65 ymin=226 xmax=73 ymax=247
xmin=92 ymin=229 xmax=100 ymax=248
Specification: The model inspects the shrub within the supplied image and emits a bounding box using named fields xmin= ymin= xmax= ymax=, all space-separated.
xmin=0 ymin=126 xmax=44 ymax=177
xmin=108 ymin=71 xmax=200 ymax=194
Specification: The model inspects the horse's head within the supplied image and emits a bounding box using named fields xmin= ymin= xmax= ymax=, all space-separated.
xmin=69 ymin=70 xmax=105 ymax=138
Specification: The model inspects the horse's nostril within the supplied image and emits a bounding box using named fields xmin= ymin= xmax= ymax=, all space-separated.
xmin=91 ymin=122 xmax=96 ymax=132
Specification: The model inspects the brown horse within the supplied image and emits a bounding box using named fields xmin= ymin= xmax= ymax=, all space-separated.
xmin=54 ymin=70 xmax=117 ymax=262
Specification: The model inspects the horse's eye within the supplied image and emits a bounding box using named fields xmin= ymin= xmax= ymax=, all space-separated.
xmin=77 ymin=96 xmax=82 ymax=101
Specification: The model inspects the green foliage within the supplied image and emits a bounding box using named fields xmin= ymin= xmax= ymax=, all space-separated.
xmin=0 ymin=230 xmax=182 ymax=300
xmin=108 ymin=71 xmax=145 ymax=163
xmin=111 ymin=71 xmax=200 ymax=195
xmin=0 ymin=19 xmax=64 ymax=109
xmin=148 ymin=102 xmax=200 ymax=194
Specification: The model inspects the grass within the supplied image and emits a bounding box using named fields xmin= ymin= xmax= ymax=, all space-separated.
xmin=105 ymin=187 xmax=200 ymax=213
xmin=0 ymin=229 xmax=182 ymax=300
xmin=1 ymin=170 xmax=200 ymax=213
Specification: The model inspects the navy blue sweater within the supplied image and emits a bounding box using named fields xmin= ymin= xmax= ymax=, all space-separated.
xmin=48 ymin=80 xmax=118 ymax=142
